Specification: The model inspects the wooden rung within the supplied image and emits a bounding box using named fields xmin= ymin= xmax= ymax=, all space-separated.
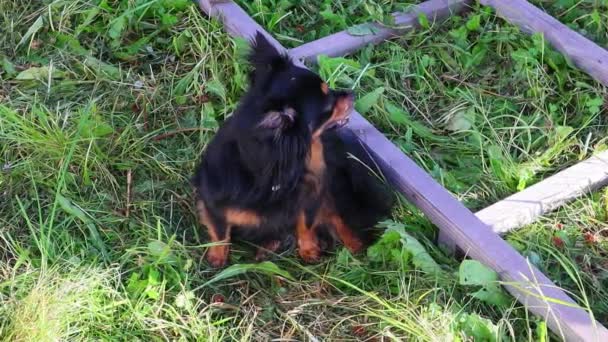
xmin=196 ymin=1 xmax=608 ymax=340
xmin=290 ymin=0 xmax=471 ymax=64
xmin=477 ymin=151 xmax=608 ymax=234
xmin=480 ymin=0 xmax=608 ymax=87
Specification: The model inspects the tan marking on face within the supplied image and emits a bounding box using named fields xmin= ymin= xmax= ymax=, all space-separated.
xmin=312 ymin=95 xmax=353 ymax=138
xmin=320 ymin=82 xmax=329 ymax=95
xmin=225 ymin=208 xmax=262 ymax=227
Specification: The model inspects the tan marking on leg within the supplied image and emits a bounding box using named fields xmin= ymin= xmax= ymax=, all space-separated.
xmin=206 ymin=226 xmax=231 ymax=268
xmin=196 ymin=200 xmax=212 ymax=227
xmin=296 ymin=212 xmax=321 ymax=263
xmin=198 ymin=200 xmax=231 ymax=267
xmin=330 ymin=214 xmax=364 ymax=254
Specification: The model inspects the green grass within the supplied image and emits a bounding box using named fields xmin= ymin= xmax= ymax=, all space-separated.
xmin=311 ymin=5 xmax=608 ymax=209
xmin=506 ymin=188 xmax=608 ymax=324
xmin=234 ymin=0 xmax=424 ymax=47
xmin=1 ymin=0 xmax=607 ymax=340
xmin=530 ymin=0 xmax=608 ymax=47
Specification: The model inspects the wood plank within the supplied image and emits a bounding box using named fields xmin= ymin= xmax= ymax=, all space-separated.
xmin=477 ymin=151 xmax=608 ymax=234
xmin=344 ymin=115 xmax=608 ymax=342
xmin=443 ymin=152 xmax=608 ymax=251
xmin=289 ymin=0 xmax=471 ymax=64
xmin=196 ymin=1 xmax=608 ymax=340
xmin=198 ymin=0 xmax=284 ymax=53
xmin=480 ymin=0 xmax=608 ymax=86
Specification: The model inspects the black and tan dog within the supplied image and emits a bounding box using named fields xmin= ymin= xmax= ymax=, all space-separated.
xmin=192 ymin=32 xmax=393 ymax=267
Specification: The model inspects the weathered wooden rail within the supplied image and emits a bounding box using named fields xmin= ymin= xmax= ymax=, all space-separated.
xmin=289 ymin=0 xmax=472 ymax=63
xmin=197 ymin=0 xmax=608 ymax=340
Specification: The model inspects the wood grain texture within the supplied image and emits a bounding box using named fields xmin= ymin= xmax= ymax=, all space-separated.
xmin=477 ymin=151 xmax=608 ymax=234
xmin=196 ymin=1 xmax=608 ymax=340
xmin=290 ymin=0 xmax=471 ymax=64
xmin=480 ymin=0 xmax=608 ymax=86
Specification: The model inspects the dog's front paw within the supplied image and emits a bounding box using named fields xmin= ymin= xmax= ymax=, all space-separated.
xmin=344 ymin=238 xmax=364 ymax=255
xmin=255 ymin=240 xmax=282 ymax=261
xmin=298 ymin=244 xmax=321 ymax=263
xmin=206 ymin=246 xmax=229 ymax=268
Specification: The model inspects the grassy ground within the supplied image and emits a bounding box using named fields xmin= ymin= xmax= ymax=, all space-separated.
xmin=530 ymin=0 xmax=608 ymax=48
xmin=235 ymin=0 xmax=424 ymax=48
xmin=1 ymin=0 xmax=607 ymax=341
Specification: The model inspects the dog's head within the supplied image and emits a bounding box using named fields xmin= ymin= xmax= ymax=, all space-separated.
xmin=245 ymin=32 xmax=354 ymax=139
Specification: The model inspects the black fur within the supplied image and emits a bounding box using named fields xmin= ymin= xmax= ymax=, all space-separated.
xmin=192 ymin=32 xmax=393 ymax=266
xmin=323 ymin=130 xmax=394 ymax=247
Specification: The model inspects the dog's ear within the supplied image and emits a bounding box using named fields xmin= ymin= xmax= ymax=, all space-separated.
xmin=248 ymin=31 xmax=289 ymax=83
xmin=258 ymin=107 xmax=296 ymax=130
